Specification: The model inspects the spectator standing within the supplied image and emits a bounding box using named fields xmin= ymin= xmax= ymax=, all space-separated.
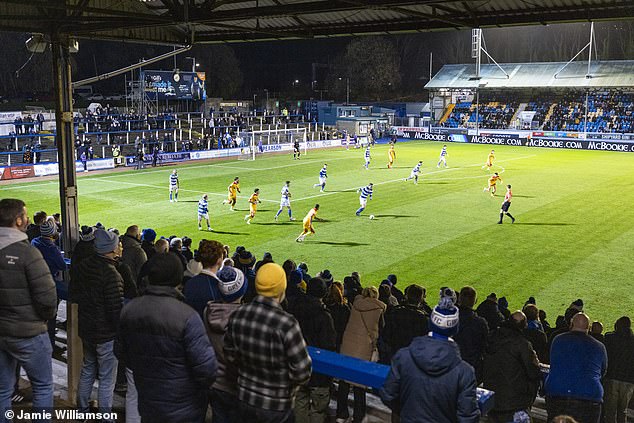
xmin=205 ymin=266 xmax=248 ymax=423
xmin=476 ymin=292 xmax=505 ymax=331
xmin=379 ymin=282 xmax=398 ymax=308
xmin=324 ymin=282 xmax=351 ymax=352
xmin=184 ymin=239 xmax=224 ymax=318
xmin=603 ymin=316 xmax=634 ymax=423
xmin=379 ymin=288 xmax=480 ymax=423
xmin=386 ymin=274 xmax=404 ymax=304
xmin=289 ymin=277 xmax=337 ymax=423
xmin=26 ymin=210 xmax=47 ymax=241
xmin=169 ymin=237 xmax=188 ymax=268
xmin=181 ymin=236 xmax=194 ymax=262
xmin=483 ymin=311 xmax=541 ymax=422
xmin=140 ymin=228 xmax=157 ymax=260
xmin=337 ymin=286 xmax=386 ymax=423
xmin=116 ymin=253 xmax=217 ymax=423
xmin=545 ymin=313 xmax=607 ymax=423
xmin=590 ymin=321 xmax=604 ymax=343
xmin=454 ymin=286 xmax=489 ymax=383
xmin=0 ymin=199 xmax=57 ymax=423
xmin=71 ymin=229 xmax=124 ymax=420
xmin=120 ymin=225 xmax=147 ymax=279
xmin=224 ymin=263 xmax=312 ymax=422
xmin=381 ymin=284 xmax=428 ymax=364
xmin=523 ymin=304 xmax=548 ymax=363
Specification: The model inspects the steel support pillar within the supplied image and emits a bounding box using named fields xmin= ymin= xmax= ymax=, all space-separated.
xmin=52 ymin=34 xmax=82 ymax=405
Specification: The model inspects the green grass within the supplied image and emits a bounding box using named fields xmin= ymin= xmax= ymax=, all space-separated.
xmin=5 ymin=141 xmax=634 ymax=327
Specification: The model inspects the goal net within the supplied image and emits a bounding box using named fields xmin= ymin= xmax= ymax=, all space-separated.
xmin=238 ymin=127 xmax=308 ymax=160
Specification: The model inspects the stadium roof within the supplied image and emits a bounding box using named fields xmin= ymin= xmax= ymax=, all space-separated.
xmin=424 ymin=61 xmax=634 ymax=90
xmin=0 ymin=0 xmax=633 ymax=45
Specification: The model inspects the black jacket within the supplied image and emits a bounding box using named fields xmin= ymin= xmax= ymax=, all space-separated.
xmin=325 ymin=302 xmax=351 ymax=353
xmin=604 ymin=330 xmax=634 ymax=384
xmin=71 ymin=254 xmax=123 ymax=344
xmin=116 ymin=285 xmax=217 ymax=422
xmin=483 ymin=323 xmax=541 ymax=413
xmin=523 ymin=327 xmax=548 ymax=363
xmin=287 ymin=295 xmax=336 ymax=387
xmin=454 ymin=306 xmax=489 ymax=382
xmin=0 ymin=228 xmax=57 ymax=338
xmin=381 ymin=304 xmax=428 ymax=362
xmin=476 ymin=299 xmax=504 ymax=331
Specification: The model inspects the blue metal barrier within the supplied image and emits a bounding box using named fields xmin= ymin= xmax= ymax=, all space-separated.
xmin=307 ymin=346 xmax=495 ymax=415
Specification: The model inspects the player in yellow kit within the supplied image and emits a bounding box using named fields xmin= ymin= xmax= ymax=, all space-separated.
xmin=244 ymin=188 xmax=261 ymax=224
xmin=387 ymin=142 xmax=396 ymax=169
xmin=484 ymin=172 xmax=503 ymax=196
xmin=482 ymin=149 xmax=495 ymax=171
xmin=222 ymin=176 xmax=240 ymax=211
xmin=296 ymin=204 xmax=322 ymax=242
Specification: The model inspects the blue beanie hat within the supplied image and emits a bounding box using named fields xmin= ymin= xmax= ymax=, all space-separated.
xmin=216 ymin=266 xmax=247 ymax=303
xmin=429 ymin=288 xmax=459 ymax=338
xmin=387 ymin=274 xmax=397 ymax=285
xmin=289 ymin=270 xmax=303 ymax=285
xmin=141 ymin=228 xmax=157 ymax=243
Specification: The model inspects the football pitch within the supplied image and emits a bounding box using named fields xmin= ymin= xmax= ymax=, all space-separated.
xmin=5 ymin=140 xmax=634 ymax=326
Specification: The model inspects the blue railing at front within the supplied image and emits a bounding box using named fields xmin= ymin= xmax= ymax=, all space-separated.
xmin=307 ymin=346 xmax=495 ymax=415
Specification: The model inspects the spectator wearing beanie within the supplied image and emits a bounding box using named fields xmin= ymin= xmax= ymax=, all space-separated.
xmin=379 ymin=282 xmax=398 ymax=308
xmin=603 ymin=316 xmax=634 ymax=423
xmin=476 ymin=292 xmax=505 ymax=331
xmin=181 ymin=236 xmax=194 ymax=262
xmin=288 ymin=277 xmax=337 ymax=423
xmin=317 ymin=269 xmax=333 ymax=287
xmin=184 ymin=239 xmax=225 ymax=318
xmin=381 ymin=284 xmax=429 ymax=364
xmin=284 ymin=269 xmax=306 ymax=312
xmin=116 ymin=253 xmax=217 ymax=423
xmin=386 ymin=274 xmax=404 ymax=304
xmin=72 ymin=229 xmax=124 ymax=420
xmin=253 ymin=251 xmax=273 ymax=274
xmin=224 ymin=263 xmax=312 ymax=422
xmin=204 ymin=266 xmax=248 ymax=423
xmin=140 ymin=228 xmax=157 ymax=260
xmin=337 ymin=286 xmax=386 ymax=423
xmin=545 ymin=313 xmax=607 ymax=423
xmin=454 ymin=286 xmax=489 ymax=383
xmin=298 ymin=262 xmax=311 ymax=281
xmin=483 ymin=311 xmax=541 ymax=423
xmin=498 ymin=296 xmax=511 ymax=320
xmin=234 ymin=249 xmax=256 ymax=298
xmin=324 ymin=282 xmax=351 ymax=352
xmin=380 ymin=288 xmax=480 ymax=423
xmin=71 ymin=226 xmax=96 ymax=269
xmin=343 ymin=274 xmax=362 ymax=306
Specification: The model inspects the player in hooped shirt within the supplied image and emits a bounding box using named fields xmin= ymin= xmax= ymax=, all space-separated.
xmin=313 ymin=164 xmax=328 ymax=192
xmin=275 ymin=181 xmax=296 ymax=221
xmin=498 ymin=185 xmax=515 ymax=224
xmin=169 ymin=170 xmax=179 ymax=202
xmin=437 ymin=145 xmax=448 ymax=168
xmin=197 ymin=194 xmax=212 ymax=231
xmin=364 ymin=146 xmax=371 ymax=170
xmin=356 ymin=183 xmax=373 ymax=216
xmin=404 ymin=161 xmax=423 ymax=184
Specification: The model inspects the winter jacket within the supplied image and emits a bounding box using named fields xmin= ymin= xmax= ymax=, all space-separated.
xmin=141 ymin=240 xmax=155 ymax=261
xmin=380 ymin=335 xmax=480 ymax=423
xmin=454 ymin=306 xmax=489 ymax=382
xmin=0 ymin=227 xmax=57 ymax=338
xmin=169 ymin=246 xmax=188 ymax=269
xmin=545 ymin=331 xmax=607 ymax=402
xmin=325 ymin=302 xmax=350 ymax=352
xmin=476 ymin=299 xmax=504 ymax=331
xmin=205 ymin=301 xmax=240 ymax=395
xmin=120 ymin=234 xmax=147 ymax=278
xmin=31 ymin=236 xmax=66 ymax=282
xmin=183 ymin=271 xmax=222 ymax=318
xmin=523 ymin=327 xmax=548 ymax=363
xmin=71 ymin=253 xmax=123 ymax=344
xmin=483 ymin=323 xmax=541 ymax=413
xmin=116 ymin=285 xmax=217 ymax=422
xmin=382 ymin=304 xmax=428 ymax=362
xmin=287 ymin=295 xmax=337 ymax=387
xmin=340 ymin=295 xmax=386 ymax=361
xmin=603 ymin=330 xmax=634 ymax=384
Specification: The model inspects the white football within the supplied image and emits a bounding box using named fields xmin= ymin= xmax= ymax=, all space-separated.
xmin=369 ymin=215 xmax=375 ymax=220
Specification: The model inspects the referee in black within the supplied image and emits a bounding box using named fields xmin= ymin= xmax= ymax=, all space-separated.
xmin=498 ymin=184 xmax=516 ymax=224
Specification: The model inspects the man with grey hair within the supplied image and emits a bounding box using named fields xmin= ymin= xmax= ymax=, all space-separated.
xmin=545 ymin=313 xmax=607 ymax=423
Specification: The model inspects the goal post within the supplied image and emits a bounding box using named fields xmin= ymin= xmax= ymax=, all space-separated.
xmin=239 ymin=127 xmax=308 ymax=160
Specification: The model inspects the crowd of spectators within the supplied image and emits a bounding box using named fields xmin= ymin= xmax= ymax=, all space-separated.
xmin=2 ymin=198 xmax=634 ymax=423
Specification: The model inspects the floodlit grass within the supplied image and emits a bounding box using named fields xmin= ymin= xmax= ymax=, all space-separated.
xmin=6 ymin=140 xmax=634 ymax=326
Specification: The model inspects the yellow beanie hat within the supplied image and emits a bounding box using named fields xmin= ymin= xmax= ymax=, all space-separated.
xmin=255 ymin=263 xmax=287 ymax=298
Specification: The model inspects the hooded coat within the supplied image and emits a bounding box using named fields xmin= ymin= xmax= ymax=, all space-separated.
xmin=340 ymin=295 xmax=386 ymax=361
xmin=0 ymin=227 xmax=57 ymax=337
xmin=380 ymin=335 xmax=480 ymax=423
xmin=205 ymin=301 xmax=241 ymax=395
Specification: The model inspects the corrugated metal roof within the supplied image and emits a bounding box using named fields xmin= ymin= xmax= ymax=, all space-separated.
xmin=425 ymin=61 xmax=634 ymax=89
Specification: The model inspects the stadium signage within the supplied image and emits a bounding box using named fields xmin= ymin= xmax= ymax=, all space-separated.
xmin=469 ymin=135 xmax=522 ymax=145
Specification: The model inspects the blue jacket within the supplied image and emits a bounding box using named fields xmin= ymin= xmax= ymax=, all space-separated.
xmin=116 ymin=285 xmax=217 ymax=422
xmin=545 ymin=331 xmax=607 ymax=402
xmin=31 ymin=236 xmax=66 ymax=283
xmin=183 ymin=272 xmax=222 ymax=318
xmin=380 ymin=335 xmax=480 ymax=423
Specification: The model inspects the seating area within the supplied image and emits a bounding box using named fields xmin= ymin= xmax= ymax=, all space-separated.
xmin=443 ymin=100 xmax=517 ymax=129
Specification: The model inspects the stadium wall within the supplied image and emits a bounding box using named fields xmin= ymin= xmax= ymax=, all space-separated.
xmin=392 ymin=126 xmax=634 ymax=153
